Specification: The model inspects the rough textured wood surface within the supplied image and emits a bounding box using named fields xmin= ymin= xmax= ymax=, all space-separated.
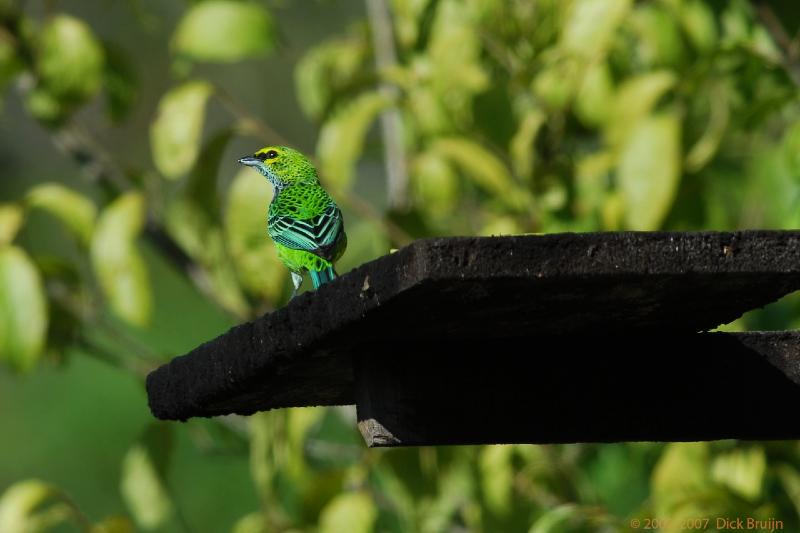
xmin=146 ymin=231 xmax=800 ymax=424
xmin=356 ymin=332 xmax=800 ymax=446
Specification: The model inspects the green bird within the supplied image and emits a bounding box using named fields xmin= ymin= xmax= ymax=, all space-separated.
xmin=238 ymin=146 xmax=347 ymax=296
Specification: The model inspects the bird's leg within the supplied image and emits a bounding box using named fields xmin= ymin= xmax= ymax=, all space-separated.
xmin=290 ymin=272 xmax=303 ymax=298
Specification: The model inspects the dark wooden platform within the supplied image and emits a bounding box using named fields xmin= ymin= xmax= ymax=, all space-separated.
xmin=145 ymin=231 xmax=800 ymax=445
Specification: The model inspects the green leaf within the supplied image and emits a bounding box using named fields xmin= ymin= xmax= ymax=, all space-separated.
xmin=574 ymin=61 xmax=614 ymax=127
xmin=711 ymin=447 xmax=766 ymax=501
xmin=685 ymin=85 xmax=729 ymax=172
xmin=561 ymin=0 xmax=632 ymax=58
xmin=412 ymin=150 xmax=460 ymax=218
xmin=0 ymin=203 xmax=24 ymax=245
xmin=531 ymin=59 xmax=577 ymax=111
xmin=248 ymin=412 xmax=277 ymax=501
xmin=0 ymin=246 xmax=48 ymax=373
xmin=776 ymin=464 xmax=800 ymax=518
xmin=225 ymin=168 xmax=286 ymax=303
xmin=509 ymin=108 xmax=546 ymax=179
xmin=231 ymin=513 xmax=267 ymax=533
xmin=150 ymin=80 xmax=213 ymax=180
xmin=36 ymin=15 xmax=104 ymax=103
xmin=318 ymin=491 xmax=377 ymax=533
xmin=426 ymin=0 xmax=489 ymax=97
xmin=165 ymin=129 xmax=230 ymax=262
xmin=295 ymin=34 xmax=368 ymax=120
xmin=317 ymin=91 xmax=391 ymax=193
xmin=26 ymin=183 xmax=97 ymax=246
xmin=617 ymin=113 xmax=681 ymax=230
xmin=606 ymin=71 xmax=676 ymax=147
xmin=480 ymin=445 xmax=513 ymax=516
xmin=420 ymin=458 xmax=475 ymax=532
xmin=0 ymin=479 xmax=66 ymax=533
xmin=24 ymin=85 xmax=64 ymax=124
xmin=120 ymin=438 xmax=173 ymax=530
xmin=172 ymin=1 xmax=275 ymax=63
xmin=651 ymin=443 xmax=710 ymax=517
xmin=528 ymin=504 xmax=580 ymax=533
xmin=432 ymin=137 xmax=532 ymax=212
xmin=167 ymin=131 xmax=250 ymax=316
xmin=631 ymin=5 xmax=685 ymax=67
xmin=90 ymin=192 xmax=152 ymax=327
xmin=680 ymin=0 xmax=717 ymax=53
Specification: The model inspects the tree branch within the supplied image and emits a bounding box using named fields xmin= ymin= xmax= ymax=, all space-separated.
xmin=366 ymin=0 xmax=410 ymax=210
xmin=752 ymin=1 xmax=800 ymax=86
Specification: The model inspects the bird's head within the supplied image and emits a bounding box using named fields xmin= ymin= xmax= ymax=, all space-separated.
xmin=238 ymin=146 xmax=319 ymax=188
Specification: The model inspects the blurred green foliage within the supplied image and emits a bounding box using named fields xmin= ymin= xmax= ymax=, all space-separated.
xmin=2 ymin=0 xmax=800 ymax=531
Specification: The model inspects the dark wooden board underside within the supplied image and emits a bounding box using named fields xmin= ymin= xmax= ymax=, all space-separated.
xmin=146 ymin=231 xmax=800 ymax=425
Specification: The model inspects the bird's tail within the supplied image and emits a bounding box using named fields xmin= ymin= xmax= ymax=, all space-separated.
xmin=309 ymin=266 xmax=337 ymax=288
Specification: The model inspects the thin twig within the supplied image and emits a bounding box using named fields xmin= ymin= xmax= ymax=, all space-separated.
xmin=75 ymin=335 xmax=153 ymax=379
xmin=366 ymin=0 xmax=410 ymax=209
xmin=752 ymin=1 xmax=800 ymax=86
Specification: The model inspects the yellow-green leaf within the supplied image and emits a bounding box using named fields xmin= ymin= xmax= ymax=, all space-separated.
xmin=317 ymin=91 xmax=390 ymax=193
xmin=776 ymin=464 xmax=800 ymax=518
xmin=26 ymin=183 xmax=97 ymax=245
xmin=150 ymin=80 xmax=212 ymax=180
xmin=711 ymin=447 xmax=766 ymax=501
xmin=24 ymin=86 xmax=63 ymax=124
xmin=319 ymin=491 xmax=377 ymax=533
xmin=231 ymin=513 xmax=267 ymax=533
xmin=651 ymin=442 xmax=710 ymax=517
xmin=37 ymin=15 xmax=104 ymax=103
xmin=172 ymin=1 xmax=274 ymax=63
xmin=90 ymin=193 xmax=152 ymax=327
xmin=528 ymin=504 xmax=580 ymax=533
xmin=225 ymin=169 xmax=285 ymax=302
xmin=0 ymin=479 xmax=62 ymax=533
xmin=561 ymin=0 xmax=632 ymax=58
xmin=412 ymin=150 xmax=460 ymax=217
xmin=617 ymin=113 xmax=681 ymax=230
xmin=606 ymin=71 xmax=676 ymax=148
xmin=0 ymin=246 xmax=48 ymax=372
xmin=295 ymin=35 xmax=367 ymax=120
xmin=0 ymin=203 xmax=23 ymax=245
xmin=509 ymin=108 xmax=546 ymax=179
xmin=685 ymin=85 xmax=729 ymax=172
xmin=531 ymin=60 xmax=577 ymax=111
xmin=480 ymin=445 xmax=513 ymax=515
xmin=631 ymin=5 xmax=685 ymax=67
xmin=433 ymin=137 xmax=532 ymax=211
xmin=680 ymin=0 xmax=717 ymax=53
xmin=427 ymin=0 xmax=489 ymax=98
xmin=120 ymin=444 xmax=173 ymax=530
xmin=575 ymin=61 xmax=614 ymax=127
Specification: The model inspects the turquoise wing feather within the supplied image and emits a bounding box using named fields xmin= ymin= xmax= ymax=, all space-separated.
xmin=268 ymin=202 xmax=344 ymax=261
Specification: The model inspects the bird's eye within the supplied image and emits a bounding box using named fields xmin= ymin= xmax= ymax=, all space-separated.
xmin=265 ymin=150 xmax=279 ymax=159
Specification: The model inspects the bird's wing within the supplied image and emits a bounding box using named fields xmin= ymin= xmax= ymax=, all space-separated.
xmin=269 ymin=202 xmax=343 ymax=259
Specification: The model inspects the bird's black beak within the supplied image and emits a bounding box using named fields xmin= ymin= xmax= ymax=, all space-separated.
xmin=238 ymin=155 xmax=261 ymax=167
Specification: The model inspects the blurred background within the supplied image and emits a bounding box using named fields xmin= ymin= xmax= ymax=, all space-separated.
xmin=2 ymin=0 xmax=800 ymax=531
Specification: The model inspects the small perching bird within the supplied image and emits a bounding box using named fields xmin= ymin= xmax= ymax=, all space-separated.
xmin=238 ymin=146 xmax=347 ymax=296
